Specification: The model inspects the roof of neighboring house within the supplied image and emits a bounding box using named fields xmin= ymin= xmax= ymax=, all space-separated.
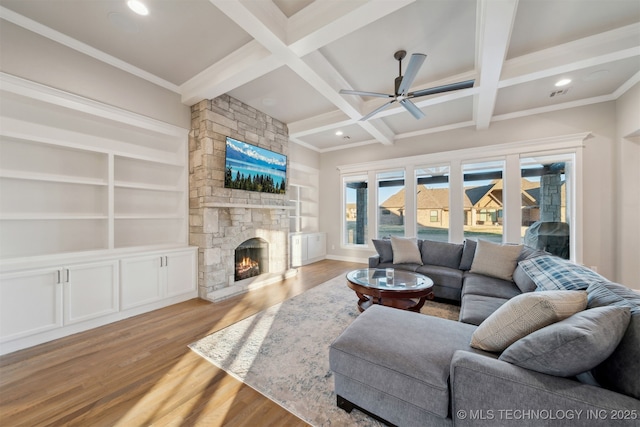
xmin=379 ymin=178 xmax=564 ymax=210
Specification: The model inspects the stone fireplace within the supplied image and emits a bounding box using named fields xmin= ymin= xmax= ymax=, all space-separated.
xmin=189 ymin=95 xmax=295 ymax=302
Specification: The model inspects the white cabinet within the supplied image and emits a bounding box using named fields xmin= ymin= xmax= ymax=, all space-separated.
xmin=0 ymin=267 xmax=63 ymax=341
xmin=290 ymin=232 xmax=326 ymax=267
xmin=0 ymin=247 xmax=196 ymax=355
xmin=64 ymin=261 xmax=119 ymax=325
xmin=121 ymin=248 xmax=197 ymax=310
xmin=0 ymin=260 xmax=117 ymax=342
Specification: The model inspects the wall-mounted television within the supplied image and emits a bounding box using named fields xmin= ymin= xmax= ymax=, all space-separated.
xmin=224 ymin=136 xmax=287 ymax=194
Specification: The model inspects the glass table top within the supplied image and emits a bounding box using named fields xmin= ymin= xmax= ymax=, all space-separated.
xmin=346 ymin=268 xmax=433 ymax=291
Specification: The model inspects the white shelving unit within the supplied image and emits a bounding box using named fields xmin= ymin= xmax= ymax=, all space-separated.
xmin=0 ymin=73 xmax=197 ymax=355
xmin=288 ymin=164 xmax=325 ymax=266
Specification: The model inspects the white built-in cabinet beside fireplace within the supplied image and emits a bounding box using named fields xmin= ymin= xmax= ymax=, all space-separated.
xmin=0 ymin=74 xmax=197 ymax=355
xmin=288 ymin=164 xmax=325 ymax=266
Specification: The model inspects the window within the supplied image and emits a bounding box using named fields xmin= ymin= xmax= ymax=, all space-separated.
xmin=416 ymin=165 xmax=449 ymax=242
xmin=463 ymin=161 xmax=504 ymax=243
xmin=520 ymin=155 xmax=573 ymax=259
xmin=377 ymin=170 xmax=405 ymax=238
xmin=343 ymin=175 xmax=368 ymax=245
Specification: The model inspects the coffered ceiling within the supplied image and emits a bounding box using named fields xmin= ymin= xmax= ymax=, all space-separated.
xmin=1 ymin=0 xmax=639 ymax=152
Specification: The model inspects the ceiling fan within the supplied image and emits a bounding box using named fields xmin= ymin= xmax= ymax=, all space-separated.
xmin=339 ymin=50 xmax=475 ymax=121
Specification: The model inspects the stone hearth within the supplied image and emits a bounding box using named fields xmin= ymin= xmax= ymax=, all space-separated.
xmin=189 ymin=95 xmax=295 ymax=302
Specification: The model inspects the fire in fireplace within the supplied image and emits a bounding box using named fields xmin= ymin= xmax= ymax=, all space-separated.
xmin=234 ymin=238 xmax=268 ymax=281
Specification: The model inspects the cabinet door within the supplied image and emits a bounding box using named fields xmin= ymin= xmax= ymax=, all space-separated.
xmin=306 ymin=233 xmax=326 ymax=260
xmin=165 ymin=250 xmax=196 ymax=297
xmin=0 ymin=268 xmax=62 ymax=342
xmin=64 ymin=260 xmax=119 ymax=325
xmin=120 ymin=255 xmax=162 ymax=310
xmin=290 ymin=234 xmax=303 ymax=267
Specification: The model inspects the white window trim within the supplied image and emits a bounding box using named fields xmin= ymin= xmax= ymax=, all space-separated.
xmin=338 ymin=133 xmax=589 ymax=263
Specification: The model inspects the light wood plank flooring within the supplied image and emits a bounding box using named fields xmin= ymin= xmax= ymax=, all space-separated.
xmin=0 ymin=260 xmax=366 ymax=426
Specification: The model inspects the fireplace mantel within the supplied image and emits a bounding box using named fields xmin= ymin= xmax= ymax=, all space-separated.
xmin=203 ymin=202 xmax=294 ymax=210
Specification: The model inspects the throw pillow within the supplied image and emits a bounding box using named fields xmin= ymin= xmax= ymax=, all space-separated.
xmin=458 ymin=239 xmax=477 ymax=270
xmin=421 ymin=240 xmax=463 ymax=269
xmin=390 ymin=236 xmax=423 ymax=265
xmin=500 ymin=306 xmax=631 ymax=377
xmin=470 ymin=290 xmax=587 ymax=352
xmin=372 ymin=239 xmax=393 ymax=263
xmin=518 ymin=255 xmax=607 ymax=291
xmin=587 ymin=281 xmax=640 ymax=400
xmin=469 ymin=240 xmax=523 ymax=281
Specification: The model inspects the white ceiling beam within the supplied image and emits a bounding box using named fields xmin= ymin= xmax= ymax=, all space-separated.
xmin=209 ymin=0 xmax=399 ymax=145
xmin=474 ymin=0 xmax=519 ymax=130
xmin=180 ymin=41 xmax=283 ymax=105
xmin=287 ymin=0 xmax=415 ymax=57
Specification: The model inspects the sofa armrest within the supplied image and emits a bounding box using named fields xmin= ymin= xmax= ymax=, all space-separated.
xmin=450 ymin=351 xmax=640 ymax=426
xmin=368 ymin=255 xmax=381 ymax=268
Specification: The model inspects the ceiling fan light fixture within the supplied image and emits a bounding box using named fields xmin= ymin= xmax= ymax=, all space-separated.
xmin=127 ymin=0 xmax=149 ymax=16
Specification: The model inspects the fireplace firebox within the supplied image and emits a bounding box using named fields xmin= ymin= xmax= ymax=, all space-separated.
xmin=234 ymin=238 xmax=268 ymax=281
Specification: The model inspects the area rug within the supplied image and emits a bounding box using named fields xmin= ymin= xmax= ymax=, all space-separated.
xmin=189 ymin=274 xmax=460 ymax=426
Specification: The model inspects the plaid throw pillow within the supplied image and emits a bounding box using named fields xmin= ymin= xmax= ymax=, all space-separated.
xmin=518 ymin=255 xmax=607 ymax=291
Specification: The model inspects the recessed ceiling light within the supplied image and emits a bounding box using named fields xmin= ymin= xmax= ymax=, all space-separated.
xmin=555 ymin=78 xmax=572 ymax=87
xmin=127 ymin=0 xmax=149 ymax=16
xmin=335 ymin=131 xmax=343 ymax=136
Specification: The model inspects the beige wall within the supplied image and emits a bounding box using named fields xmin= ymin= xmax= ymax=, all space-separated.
xmin=615 ymin=82 xmax=640 ymax=289
xmin=0 ymin=20 xmax=190 ymax=128
xmin=318 ymin=102 xmax=622 ymax=282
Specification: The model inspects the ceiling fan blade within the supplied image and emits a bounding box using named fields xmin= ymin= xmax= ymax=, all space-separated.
xmin=399 ymin=99 xmax=425 ymax=120
xmin=339 ymin=89 xmax=393 ymax=98
xmin=397 ymin=53 xmax=426 ymax=95
xmin=359 ymin=99 xmax=396 ymax=121
xmin=409 ymin=79 xmax=475 ymax=98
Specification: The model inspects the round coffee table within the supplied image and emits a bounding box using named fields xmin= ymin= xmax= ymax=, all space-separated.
xmin=346 ymin=268 xmax=434 ymax=312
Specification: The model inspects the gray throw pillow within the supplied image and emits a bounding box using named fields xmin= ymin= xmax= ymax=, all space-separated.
xmin=372 ymin=239 xmax=393 ymax=263
xmin=390 ymin=236 xmax=423 ymax=265
xmin=459 ymin=239 xmax=477 ymax=270
xmin=469 ymin=240 xmax=523 ymax=281
xmin=500 ymin=306 xmax=631 ymax=377
xmin=421 ymin=240 xmax=463 ymax=269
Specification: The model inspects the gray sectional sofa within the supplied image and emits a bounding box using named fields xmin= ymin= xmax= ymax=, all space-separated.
xmin=330 ymin=237 xmax=640 ymax=426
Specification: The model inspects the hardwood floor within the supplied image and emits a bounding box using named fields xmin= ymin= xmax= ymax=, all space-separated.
xmin=0 ymin=260 xmax=365 ymax=426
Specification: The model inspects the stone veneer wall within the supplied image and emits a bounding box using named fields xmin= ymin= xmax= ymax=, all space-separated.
xmin=189 ymin=95 xmax=290 ymax=301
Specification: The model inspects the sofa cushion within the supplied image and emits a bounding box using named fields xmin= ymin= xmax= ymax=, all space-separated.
xmin=330 ymin=305 xmax=486 ymax=419
xmin=372 ymin=239 xmax=393 ymax=263
xmin=459 ymin=294 xmax=508 ymax=326
xmin=588 ymin=281 xmax=640 ymax=400
xmin=518 ymin=255 xmax=607 ymax=291
xmin=512 ymin=248 xmax=547 ymax=293
xmin=458 ymin=239 xmax=477 ymax=270
xmin=416 ymin=264 xmax=464 ymax=289
xmin=469 ymin=240 xmax=522 ymax=281
xmin=390 ymin=236 xmax=423 ymax=264
xmin=421 ymin=240 xmax=463 ymax=269
xmin=462 ymin=273 xmax=522 ymax=300
xmin=470 ymin=290 xmax=587 ymax=352
xmin=500 ymin=306 xmax=631 ymax=377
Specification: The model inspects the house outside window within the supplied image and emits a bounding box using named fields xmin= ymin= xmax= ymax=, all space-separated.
xmin=416 ymin=165 xmax=450 ymax=242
